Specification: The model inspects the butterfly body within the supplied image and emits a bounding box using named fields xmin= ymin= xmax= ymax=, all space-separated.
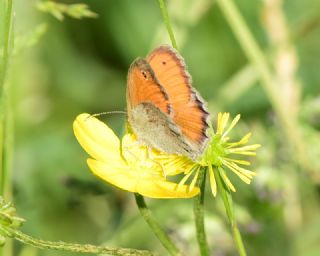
xmin=127 ymin=45 xmax=210 ymax=160
xmin=129 ymin=102 xmax=201 ymax=159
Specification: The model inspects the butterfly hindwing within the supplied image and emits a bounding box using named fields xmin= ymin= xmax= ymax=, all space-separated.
xmin=147 ymin=45 xmax=210 ymax=151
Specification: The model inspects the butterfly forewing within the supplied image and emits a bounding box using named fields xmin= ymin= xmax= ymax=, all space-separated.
xmin=127 ymin=58 xmax=170 ymax=115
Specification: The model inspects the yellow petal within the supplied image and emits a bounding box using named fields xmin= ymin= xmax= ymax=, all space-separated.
xmin=219 ymin=167 xmax=236 ymax=192
xmin=217 ymin=112 xmax=229 ymax=134
xmin=178 ymin=167 xmax=195 ymax=188
xmin=222 ymin=161 xmax=254 ymax=184
xmin=226 ymin=132 xmax=252 ymax=148
xmin=222 ymin=114 xmax=240 ymax=138
xmin=87 ymin=158 xmax=138 ymax=192
xmin=189 ymin=168 xmax=200 ymax=191
xmin=136 ymin=179 xmax=200 ymax=198
xmin=156 ymin=154 xmax=194 ymax=176
xmin=73 ymin=113 xmax=123 ymax=162
xmin=87 ymin=159 xmax=199 ymax=198
xmin=222 ymin=157 xmax=251 ymax=166
xmin=208 ymin=165 xmax=217 ymax=196
xmin=229 ymin=144 xmax=261 ymax=152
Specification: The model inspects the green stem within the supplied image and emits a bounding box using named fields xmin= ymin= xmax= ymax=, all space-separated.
xmin=157 ymin=0 xmax=178 ymax=49
xmin=231 ymin=225 xmax=247 ymax=256
xmin=216 ymin=0 xmax=313 ymax=176
xmin=134 ymin=194 xmax=181 ymax=256
xmin=0 ymin=107 xmax=13 ymax=202
xmin=193 ymin=168 xmax=209 ymax=256
xmin=0 ymin=2 xmax=14 ymax=256
xmin=215 ymin=168 xmax=246 ymax=256
xmin=0 ymin=2 xmax=14 ymax=255
xmin=1 ymin=227 xmax=155 ymax=256
xmin=0 ymin=0 xmax=13 ymax=96
xmin=0 ymin=0 xmax=13 ymax=198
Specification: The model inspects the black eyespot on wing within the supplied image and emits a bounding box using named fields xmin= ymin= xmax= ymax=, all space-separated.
xmin=141 ymin=71 xmax=147 ymax=79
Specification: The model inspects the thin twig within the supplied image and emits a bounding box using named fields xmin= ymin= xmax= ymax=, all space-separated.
xmin=6 ymin=227 xmax=155 ymax=256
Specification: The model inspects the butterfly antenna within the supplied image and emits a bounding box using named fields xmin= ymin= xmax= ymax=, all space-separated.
xmin=90 ymin=111 xmax=127 ymax=118
xmin=85 ymin=111 xmax=127 ymax=121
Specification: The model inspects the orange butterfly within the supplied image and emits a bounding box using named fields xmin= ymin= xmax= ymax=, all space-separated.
xmin=127 ymin=45 xmax=210 ymax=160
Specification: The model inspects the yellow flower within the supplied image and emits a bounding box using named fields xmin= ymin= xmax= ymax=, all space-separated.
xmin=73 ymin=113 xmax=199 ymax=199
xmin=73 ymin=112 xmax=260 ymax=198
xmin=177 ymin=112 xmax=261 ymax=196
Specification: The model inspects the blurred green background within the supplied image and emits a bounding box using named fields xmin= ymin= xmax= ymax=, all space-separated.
xmin=1 ymin=0 xmax=320 ymax=255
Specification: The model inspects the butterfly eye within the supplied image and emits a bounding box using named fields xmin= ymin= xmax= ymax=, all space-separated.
xmin=141 ymin=71 xmax=147 ymax=79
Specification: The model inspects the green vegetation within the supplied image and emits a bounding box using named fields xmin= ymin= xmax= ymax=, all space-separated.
xmin=1 ymin=0 xmax=320 ymax=255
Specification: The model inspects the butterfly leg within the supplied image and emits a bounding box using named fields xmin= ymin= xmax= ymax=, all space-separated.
xmin=121 ymin=138 xmax=144 ymax=164
xmin=119 ymin=139 xmax=129 ymax=164
xmin=122 ymin=139 xmax=166 ymax=178
xmin=145 ymin=146 xmax=166 ymax=178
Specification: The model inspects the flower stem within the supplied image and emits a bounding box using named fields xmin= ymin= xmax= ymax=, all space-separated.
xmin=193 ymin=168 xmax=209 ymax=256
xmin=215 ymin=168 xmax=247 ymax=256
xmin=0 ymin=1 xmax=14 ymax=255
xmin=0 ymin=0 xmax=13 ymax=93
xmin=0 ymin=0 xmax=13 ymax=196
xmin=157 ymin=0 xmax=178 ymax=49
xmin=134 ymin=194 xmax=181 ymax=256
xmin=216 ymin=0 xmax=314 ymax=177
xmin=1 ymin=227 xmax=155 ymax=256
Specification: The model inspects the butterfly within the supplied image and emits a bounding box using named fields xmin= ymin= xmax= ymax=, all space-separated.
xmin=126 ymin=45 xmax=210 ymax=161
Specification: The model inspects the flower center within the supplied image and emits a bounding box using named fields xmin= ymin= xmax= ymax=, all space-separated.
xmin=200 ymin=134 xmax=228 ymax=167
